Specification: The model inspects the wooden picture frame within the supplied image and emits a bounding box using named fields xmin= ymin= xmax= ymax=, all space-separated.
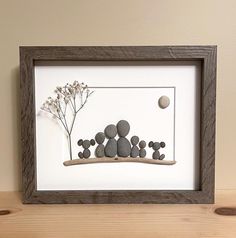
xmin=20 ymin=46 xmax=217 ymax=204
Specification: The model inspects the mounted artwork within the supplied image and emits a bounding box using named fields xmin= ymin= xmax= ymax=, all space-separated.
xmin=20 ymin=46 xmax=217 ymax=204
xmin=40 ymin=80 xmax=172 ymax=166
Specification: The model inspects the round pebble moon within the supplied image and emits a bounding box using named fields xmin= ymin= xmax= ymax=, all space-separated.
xmin=158 ymin=96 xmax=170 ymax=109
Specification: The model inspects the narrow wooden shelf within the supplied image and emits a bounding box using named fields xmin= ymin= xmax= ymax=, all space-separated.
xmin=63 ymin=157 xmax=176 ymax=166
xmin=0 ymin=191 xmax=236 ymax=237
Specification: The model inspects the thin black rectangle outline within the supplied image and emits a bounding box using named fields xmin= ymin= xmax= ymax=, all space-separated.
xmin=89 ymin=86 xmax=176 ymax=164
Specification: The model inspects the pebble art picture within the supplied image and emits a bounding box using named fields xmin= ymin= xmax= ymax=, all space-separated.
xmin=40 ymin=80 xmax=176 ymax=166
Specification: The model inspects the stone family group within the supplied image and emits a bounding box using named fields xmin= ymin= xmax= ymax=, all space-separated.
xmin=77 ymin=120 xmax=166 ymax=160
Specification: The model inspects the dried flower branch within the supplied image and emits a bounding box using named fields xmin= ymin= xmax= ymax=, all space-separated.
xmin=41 ymin=81 xmax=94 ymax=160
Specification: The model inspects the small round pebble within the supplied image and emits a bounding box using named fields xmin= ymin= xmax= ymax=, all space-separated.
xmin=78 ymin=151 xmax=83 ymax=159
xmin=77 ymin=139 xmax=83 ymax=146
xmin=90 ymin=139 xmax=95 ymax=146
xmin=152 ymin=150 xmax=160 ymax=160
xmin=160 ymin=142 xmax=166 ymax=148
xmin=148 ymin=141 xmax=154 ymax=148
xmin=159 ymin=154 xmax=165 ymax=160
xmin=158 ymin=95 xmax=170 ymax=109
xmin=153 ymin=142 xmax=160 ymax=150
xmin=95 ymin=132 xmax=105 ymax=144
xmin=139 ymin=140 xmax=146 ymax=149
xmin=139 ymin=148 xmax=146 ymax=158
xmin=82 ymin=140 xmax=90 ymax=149
xmin=117 ymin=120 xmax=130 ymax=137
xmin=131 ymin=136 xmax=139 ymax=145
xmin=104 ymin=124 xmax=117 ymax=139
xmin=83 ymin=149 xmax=91 ymax=159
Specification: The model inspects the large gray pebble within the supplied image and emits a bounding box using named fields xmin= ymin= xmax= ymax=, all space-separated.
xmin=139 ymin=148 xmax=146 ymax=158
xmin=153 ymin=142 xmax=160 ymax=150
xmin=82 ymin=140 xmax=90 ymax=149
xmin=131 ymin=136 xmax=139 ymax=146
xmin=104 ymin=124 xmax=117 ymax=139
xmin=104 ymin=139 xmax=117 ymax=157
xmin=95 ymin=132 xmax=105 ymax=144
xmin=152 ymin=150 xmax=160 ymax=160
xmin=130 ymin=145 xmax=139 ymax=158
xmin=117 ymin=120 xmax=130 ymax=137
xmin=139 ymin=140 xmax=146 ymax=149
xmin=95 ymin=144 xmax=105 ymax=158
xmin=83 ymin=149 xmax=91 ymax=158
xmin=117 ymin=137 xmax=131 ymax=157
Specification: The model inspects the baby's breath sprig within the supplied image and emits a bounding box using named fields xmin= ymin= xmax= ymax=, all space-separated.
xmin=41 ymin=81 xmax=94 ymax=160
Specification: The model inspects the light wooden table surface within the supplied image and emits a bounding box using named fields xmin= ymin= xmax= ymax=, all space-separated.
xmin=0 ymin=190 xmax=236 ymax=238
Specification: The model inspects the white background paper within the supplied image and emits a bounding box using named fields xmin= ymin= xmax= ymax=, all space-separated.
xmin=35 ymin=61 xmax=200 ymax=190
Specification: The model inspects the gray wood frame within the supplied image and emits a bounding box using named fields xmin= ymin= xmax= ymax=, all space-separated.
xmin=20 ymin=46 xmax=217 ymax=204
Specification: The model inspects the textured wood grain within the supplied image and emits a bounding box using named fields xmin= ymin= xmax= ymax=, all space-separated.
xmin=0 ymin=191 xmax=235 ymax=238
xmin=63 ymin=157 xmax=176 ymax=166
xmin=20 ymin=46 xmax=217 ymax=204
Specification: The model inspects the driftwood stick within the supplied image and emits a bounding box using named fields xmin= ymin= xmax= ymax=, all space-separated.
xmin=63 ymin=157 xmax=176 ymax=166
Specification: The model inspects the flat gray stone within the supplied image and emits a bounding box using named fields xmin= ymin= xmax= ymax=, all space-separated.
xmin=153 ymin=142 xmax=160 ymax=150
xmin=95 ymin=132 xmax=105 ymax=144
xmin=131 ymin=136 xmax=139 ymax=146
xmin=139 ymin=140 xmax=146 ymax=149
xmin=83 ymin=149 xmax=91 ymax=158
xmin=82 ymin=140 xmax=90 ymax=149
xmin=158 ymin=95 xmax=170 ymax=109
xmin=117 ymin=137 xmax=131 ymax=157
xmin=95 ymin=144 xmax=105 ymax=158
xmin=159 ymin=154 xmax=165 ymax=160
xmin=148 ymin=141 xmax=154 ymax=148
xmin=117 ymin=120 xmax=130 ymax=137
xmin=139 ymin=148 xmax=146 ymax=158
xmin=77 ymin=139 xmax=83 ymax=146
xmin=78 ymin=152 xmax=83 ymax=159
xmin=90 ymin=139 xmax=95 ymax=146
xmin=130 ymin=145 xmax=139 ymax=158
xmin=152 ymin=151 xmax=160 ymax=160
xmin=104 ymin=124 xmax=117 ymax=139
xmin=160 ymin=142 xmax=166 ymax=148
xmin=104 ymin=139 xmax=117 ymax=157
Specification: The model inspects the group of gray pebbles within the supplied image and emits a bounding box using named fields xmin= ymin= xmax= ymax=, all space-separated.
xmin=77 ymin=120 xmax=166 ymax=160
